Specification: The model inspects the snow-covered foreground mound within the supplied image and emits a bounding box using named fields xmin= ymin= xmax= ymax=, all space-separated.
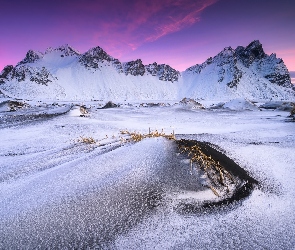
xmin=0 ymin=103 xmax=295 ymax=248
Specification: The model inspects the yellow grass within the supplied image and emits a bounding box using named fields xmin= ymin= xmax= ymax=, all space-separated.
xmin=178 ymin=142 xmax=234 ymax=196
xmin=120 ymin=128 xmax=176 ymax=142
xmin=78 ymin=136 xmax=96 ymax=144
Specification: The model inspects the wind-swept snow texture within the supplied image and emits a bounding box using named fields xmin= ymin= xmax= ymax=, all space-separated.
xmin=0 ymin=41 xmax=294 ymax=101
xmin=0 ymin=103 xmax=295 ymax=249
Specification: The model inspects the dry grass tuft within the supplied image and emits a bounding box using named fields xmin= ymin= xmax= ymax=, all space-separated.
xmin=78 ymin=136 xmax=96 ymax=144
xmin=178 ymin=142 xmax=235 ymax=197
xmin=120 ymin=128 xmax=175 ymax=142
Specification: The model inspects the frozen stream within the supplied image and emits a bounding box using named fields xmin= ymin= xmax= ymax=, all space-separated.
xmin=0 ymin=102 xmax=295 ymax=249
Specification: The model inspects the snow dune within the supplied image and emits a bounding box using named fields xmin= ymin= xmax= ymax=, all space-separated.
xmin=0 ymin=102 xmax=294 ymax=248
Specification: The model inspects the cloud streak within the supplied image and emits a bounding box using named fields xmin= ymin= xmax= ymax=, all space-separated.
xmin=0 ymin=0 xmax=219 ymax=69
xmin=83 ymin=0 xmax=219 ymax=56
xmin=144 ymin=0 xmax=218 ymax=43
xmin=2 ymin=0 xmax=293 ymax=72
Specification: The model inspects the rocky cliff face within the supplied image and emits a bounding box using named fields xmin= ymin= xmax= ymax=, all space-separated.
xmin=183 ymin=40 xmax=293 ymax=100
xmin=121 ymin=60 xmax=180 ymax=81
xmin=0 ymin=65 xmax=14 ymax=83
xmin=79 ymin=46 xmax=113 ymax=68
xmin=123 ymin=59 xmax=146 ymax=76
xmin=0 ymin=40 xmax=293 ymax=101
xmin=78 ymin=47 xmax=180 ymax=81
xmin=145 ymin=62 xmax=180 ymax=82
xmin=45 ymin=44 xmax=80 ymax=57
xmin=0 ymin=65 xmax=55 ymax=86
xmin=235 ymin=40 xmax=266 ymax=67
xmin=0 ymin=45 xmax=179 ymax=85
xmin=17 ymin=50 xmax=43 ymax=65
xmin=0 ymin=45 xmax=78 ymax=85
xmin=236 ymin=41 xmax=291 ymax=88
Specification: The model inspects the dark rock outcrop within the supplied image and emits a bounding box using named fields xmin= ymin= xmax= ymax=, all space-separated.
xmin=145 ymin=62 xmax=180 ymax=82
xmin=44 ymin=44 xmax=80 ymax=57
xmin=102 ymin=101 xmax=118 ymax=109
xmin=2 ymin=65 xmax=55 ymax=85
xmin=79 ymin=46 xmax=113 ymax=68
xmin=236 ymin=40 xmax=266 ymax=67
xmin=18 ymin=50 xmax=43 ymax=65
xmin=0 ymin=65 xmax=14 ymax=83
xmin=123 ymin=59 xmax=145 ymax=76
xmin=185 ymin=40 xmax=291 ymax=90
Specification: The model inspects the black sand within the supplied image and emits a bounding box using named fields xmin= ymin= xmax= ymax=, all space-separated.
xmin=176 ymin=139 xmax=259 ymax=213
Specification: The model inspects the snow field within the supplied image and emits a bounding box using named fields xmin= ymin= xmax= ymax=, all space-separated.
xmin=0 ymin=102 xmax=294 ymax=248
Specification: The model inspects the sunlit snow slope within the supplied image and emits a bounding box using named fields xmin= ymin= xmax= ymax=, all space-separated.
xmin=0 ymin=41 xmax=294 ymax=101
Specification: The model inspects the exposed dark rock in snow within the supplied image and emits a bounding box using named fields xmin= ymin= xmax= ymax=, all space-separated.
xmin=18 ymin=50 xmax=43 ymax=65
xmin=186 ymin=40 xmax=291 ymax=90
xmin=2 ymin=65 xmax=55 ymax=85
xmin=236 ymin=40 xmax=266 ymax=67
xmin=112 ymin=59 xmax=124 ymax=73
xmin=79 ymin=46 xmax=113 ymax=68
xmin=45 ymin=44 xmax=80 ymax=57
xmin=29 ymin=67 xmax=55 ymax=85
xmin=123 ymin=59 xmax=146 ymax=76
xmin=122 ymin=60 xmax=180 ymax=81
xmin=0 ymin=65 xmax=14 ymax=83
xmin=0 ymin=40 xmax=294 ymax=101
xmin=102 ymin=101 xmax=118 ymax=109
xmin=145 ymin=62 xmax=180 ymax=82
xmin=183 ymin=40 xmax=293 ymax=100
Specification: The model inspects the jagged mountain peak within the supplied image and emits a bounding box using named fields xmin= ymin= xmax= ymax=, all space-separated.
xmin=185 ymin=40 xmax=283 ymax=72
xmin=222 ymin=46 xmax=234 ymax=52
xmin=82 ymin=46 xmax=113 ymax=59
xmin=214 ymin=47 xmax=235 ymax=62
xmin=235 ymin=40 xmax=266 ymax=67
xmin=45 ymin=44 xmax=80 ymax=57
xmin=0 ymin=40 xmax=293 ymax=101
xmin=245 ymin=40 xmax=264 ymax=52
xmin=16 ymin=44 xmax=80 ymax=66
xmin=0 ymin=65 xmax=14 ymax=83
xmin=0 ymin=65 xmax=14 ymax=77
xmin=78 ymin=46 xmax=117 ymax=69
xmin=123 ymin=59 xmax=145 ymax=76
xmin=145 ymin=62 xmax=180 ymax=82
xmin=17 ymin=50 xmax=44 ymax=65
xmin=182 ymin=40 xmax=293 ymax=100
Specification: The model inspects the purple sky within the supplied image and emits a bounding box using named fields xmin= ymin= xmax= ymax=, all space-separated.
xmin=1 ymin=0 xmax=295 ymax=72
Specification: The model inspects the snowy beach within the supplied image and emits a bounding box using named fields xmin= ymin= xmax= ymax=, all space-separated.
xmin=1 ymin=100 xmax=294 ymax=249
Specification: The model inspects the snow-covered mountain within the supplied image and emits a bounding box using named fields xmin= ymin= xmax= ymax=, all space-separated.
xmin=290 ymin=71 xmax=295 ymax=84
xmin=0 ymin=41 xmax=294 ymax=101
xmin=183 ymin=40 xmax=294 ymax=100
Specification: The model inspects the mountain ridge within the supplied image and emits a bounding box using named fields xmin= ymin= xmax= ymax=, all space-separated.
xmin=0 ymin=40 xmax=294 ymax=101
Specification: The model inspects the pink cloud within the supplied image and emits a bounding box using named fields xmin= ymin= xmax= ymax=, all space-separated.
xmin=87 ymin=0 xmax=219 ymax=58
xmin=0 ymin=0 xmax=220 ymax=69
xmin=144 ymin=0 xmax=217 ymax=42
